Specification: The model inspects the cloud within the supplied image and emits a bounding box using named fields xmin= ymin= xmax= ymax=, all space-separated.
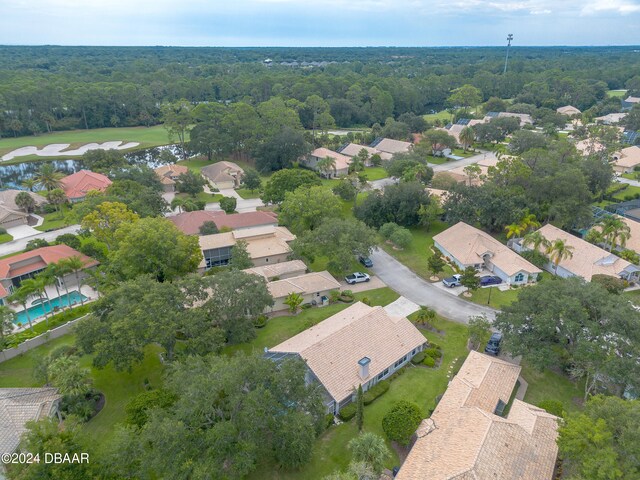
xmin=581 ymin=0 xmax=640 ymax=15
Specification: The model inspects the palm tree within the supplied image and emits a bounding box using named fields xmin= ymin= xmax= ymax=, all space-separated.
xmin=31 ymin=274 xmax=55 ymax=325
xmin=505 ymin=223 xmax=524 ymax=240
xmin=546 ymin=239 xmax=575 ymax=272
xmin=522 ymin=231 xmax=550 ymax=252
xmin=459 ymin=126 xmax=475 ymax=152
xmin=61 ymin=256 xmax=87 ymax=305
xmin=15 ymin=191 xmax=36 ymax=213
xmin=34 ymin=164 xmax=64 ymax=191
xmin=597 ymin=215 xmax=631 ymax=252
xmin=519 ymin=213 xmax=540 ymax=234
xmin=415 ymin=306 xmax=437 ymax=328
xmin=7 ymin=286 xmax=35 ymax=332
xmin=43 ymin=264 xmax=66 ymax=309
xmin=52 ymin=261 xmax=72 ymax=300
xmin=317 ymin=156 xmax=336 ymax=178
xmin=19 ymin=278 xmax=51 ymax=325
xmin=21 ymin=178 xmax=38 ymax=192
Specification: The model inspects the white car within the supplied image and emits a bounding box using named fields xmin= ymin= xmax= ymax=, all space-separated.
xmin=345 ymin=272 xmax=370 ymax=284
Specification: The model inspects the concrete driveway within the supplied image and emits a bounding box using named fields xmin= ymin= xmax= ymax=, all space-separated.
xmin=384 ymin=296 xmax=420 ymax=317
xmin=368 ymin=248 xmax=497 ymax=324
xmin=430 ymin=150 xmax=497 ymax=173
xmin=0 ymin=224 xmax=81 ymax=256
xmin=339 ymin=275 xmax=386 ymax=293
xmin=6 ymin=224 xmax=41 ymax=240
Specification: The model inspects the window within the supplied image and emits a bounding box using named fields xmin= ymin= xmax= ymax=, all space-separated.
xmin=514 ymin=273 xmax=524 ymax=283
xmin=203 ymin=246 xmax=232 ymax=269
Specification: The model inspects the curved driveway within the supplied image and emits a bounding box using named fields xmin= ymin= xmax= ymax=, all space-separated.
xmin=369 ymin=249 xmax=497 ymax=324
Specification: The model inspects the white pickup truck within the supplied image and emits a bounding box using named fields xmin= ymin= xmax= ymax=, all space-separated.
xmin=345 ymin=272 xmax=371 ymax=284
xmin=442 ymin=274 xmax=462 ymax=288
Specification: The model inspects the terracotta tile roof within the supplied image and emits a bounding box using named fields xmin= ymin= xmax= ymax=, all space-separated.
xmin=556 ymin=105 xmax=581 ymax=116
xmin=200 ymin=161 xmax=244 ymax=183
xmin=0 ymin=387 xmax=61 ymax=455
xmin=613 ymin=146 xmax=640 ymax=169
xmin=154 ymin=164 xmax=189 ymax=185
xmin=536 ymin=223 xmax=635 ymax=281
xmin=168 ymin=210 xmax=277 ymax=235
xmin=266 ymin=271 xmax=341 ymax=299
xmin=434 ymin=222 xmax=541 ymax=277
xmin=0 ymin=190 xmax=46 ymax=211
xmin=310 ymin=148 xmax=352 ymax=171
xmin=0 ymin=245 xmax=99 ymax=285
xmin=269 ymin=302 xmax=426 ymax=403
xmin=396 ymin=351 xmax=559 ymax=480
xmin=60 ymin=169 xmax=112 ymax=200
xmin=374 ymin=138 xmax=413 ymax=154
xmin=243 ymin=260 xmax=307 ymax=280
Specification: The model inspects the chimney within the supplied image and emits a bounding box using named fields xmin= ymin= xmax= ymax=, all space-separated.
xmin=358 ymin=357 xmax=371 ymax=380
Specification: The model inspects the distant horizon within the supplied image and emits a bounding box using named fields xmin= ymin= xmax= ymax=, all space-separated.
xmin=1 ymin=44 xmax=640 ymax=49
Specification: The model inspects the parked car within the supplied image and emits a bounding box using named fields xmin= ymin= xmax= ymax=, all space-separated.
xmin=345 ymin=272 xmax=370 ymax=284
xmin=480 ymin=275 xmax=502 ymax=286
xmin=442 ymin=274 xmax=462 ymax=288
xmin=484 ymin=332 xmax=502 ymax=356
xmin=358 ymin=256 xmax=373 ymax=268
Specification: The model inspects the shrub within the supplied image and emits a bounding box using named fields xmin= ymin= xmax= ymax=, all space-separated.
xmin=411 ymin=352 xmax=427 ymax=364
xmin=56 ymin=233 xmax=81 ymax=250
xmin=390 ymin=227 xmax=413 ymax=249
xmin=388 ymin=367 xmax=407 ymax=381
xmin=0 ymin=228 xmax=6 ymax=235
xmin=338 ymin=403 xmax=357 ymax=421
xmin=25 ymin=238 xmax=50 ymax=251
xmin=341 ymin=290 xmax=354 ymax=297
xmin=428 ymin=342 xmax=442 ymax=351
xmin=252 ymin=315 xmax=268 ymax=328
xmin=382 ymin=401 xmax=423 ymax=446
xmin=361 ymin=297 xmax=371 ymax=306
xmin=363 ymin=381 xmax=390 ymax=405
xmin=423 ymin=356 xmax=436 ymax=367
xmin=379 ymin=222 xmax=400 ymax=240
xmin=537 ymin=399 xmax=565 ymax=417
xmin=592 ymin=274 xmax=626 ymax=295
xmin=300 ymin=303 xmax=312 ymax=310
xmin=125 ymin=389 xmax=178 ymax=428
xmin=329 ymin=290 xmax=341 ymax=303
xmin=424 ymin=348 xmax=442 ymax=359
xmin=324 ymin=413 xmax=335 ymax=429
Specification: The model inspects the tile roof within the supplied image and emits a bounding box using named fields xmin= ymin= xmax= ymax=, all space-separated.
xmin=613 ymin=146 xmax=640 ymax=169
xmin=373 ymin=138 xmax=413 ymax=154
xmin=444 ymin=157 xmax=500 ymax=185
xmin=622 ymin=217 xmax=640 ymax=255
xmin=556 ymin=105 xmax=581 ymax=116
xmin=266 ymin=271 xmax=341 ymax=299
xmin=60 ymin=169 xmax=112 ymax=200
xmin=269 ymin=302 xmax=426 ymax=403
xmin=596 ymin=112 xmax=627 ymax=124
xmin=200 ymin=161 xmax=244 ymax=183
xmin=154 ymin=164 xmax=189 ymax=185
xmin=339 ymin=143 xmax=392 ymax=161
xmin=169 ymin=210 xmax=277 ymax=235
xmin=536 ymin=224 xmax=634 ymax=281
xmin=310 ymin=148 xmax=352 ymax=171
xmin=396 ymin=351 xmax=559 ymax=480
xmin=426 ymin=188 xmax=450 ymax=201
xmin=434 ymin=222 xmax=541 ymax=277
xmin=0 ymin=190 xmax=46 ymax=211
xmin=624 ymin=96 xmax=640 ymax=104
xmin=575 ymin=138 xmax=605 ymax=156
xmin=0 ymin=205 xmax=28 ymax=223
xmin=243 ymin=260 xmax=307 ymax=280
xmin=0 ymin=388 xmax=61 ymax=455
xmin=0 ymin=244 xmax=99 ymax=286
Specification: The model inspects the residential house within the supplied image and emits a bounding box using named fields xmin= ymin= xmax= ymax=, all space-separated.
xmin=433 ymin=222 xmax=541 ymax=285
xmin=596 ymin=112 xmax=628 ymax=125
xmin=612 ymin=146 xmax=640 ymax=173
xmin=608 ymin=198 xmax=640 ymax=223
xmin=198 ymin=225 xmax=295 ymax=271
xmin=556 ymin=105 xmax=582 ymax=116
xmin=396 ymin=351 xmax=559 ymax=480
xmin=154 ymin=164 xmax=189 ymax=192
xmin=438 ymin=119 xmax=485 ymax=145
xmin=338 ymin=143 xmax=392 ymax=162
xmin=0 ymin=388 xmax=61 ymax=463
xmin=517 ymin=223 xmax=640 ymax=282
xmin=266 ymin=302 xmax=426 ymax=414
xmin=622 ymin=96 xmax=640 ymax=110
xmin=200 ymin=161 xmax=244 ymax=190
xmin=575 ymin=138 xmax=605 ymax=156
xmin=301 ymin=148 xmax=351 ymax=177
xmin=620 ymin=217 xmax=640 ymax=256
xmin=0 ymin=190 xmax=46 ymax=213
xmin=0 ymin=206 xmax=29 ymax=230
xmin=169 ymin=210 xmax=278 ymax=235
xmin=370 ymin=137 xmax=413 ymax=156
xmin=435 ymin=156 xmax=500 ymax=186
xmin=426 ymin=188 xmax=449 ymax=202
xmin=0 ymin=245 xmax=99 ymax=305
xmin=242 ymin=259 xmax=307 ymax=281
xmin=263 ymin=270 xmax=341 ymax=312
xmin=60 ymin=170 xmax=112 ymax=202
xmin=484 ymin=111 xmax=533 ymax=126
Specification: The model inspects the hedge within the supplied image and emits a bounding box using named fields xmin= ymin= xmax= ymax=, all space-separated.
xmin=6 ymin=305 xmax=92 ymax=348
xmin=411 ymin=352 xmax=427 ymax=364
xmin=363 ymin=380 xmax=390 ymax=405
xmin=424 ymin=348 xmax=442 ymax=359
xmin=382 ymin=400 xmax=423 ymax=446
xmin=423 ymin=356 xmax=436 ymax=368
xmin=338 ymin=403 xmax=357 ymax=421
xmin=537 ymin=399 xmax=565 ymax=418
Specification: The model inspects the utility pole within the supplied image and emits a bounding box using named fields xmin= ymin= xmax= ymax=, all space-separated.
xmin=503 ymin=34 xmax=513 ymax=74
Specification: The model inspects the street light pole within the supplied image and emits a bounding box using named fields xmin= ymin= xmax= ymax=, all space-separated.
xmin=487 ymin=286 xmax=493 ymax=305
xmin=503 ymin=34 xmax=514 ymax=74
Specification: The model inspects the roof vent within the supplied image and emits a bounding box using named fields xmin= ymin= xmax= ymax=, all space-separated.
xmin=358 ymin=357 xmax=371 ymax=380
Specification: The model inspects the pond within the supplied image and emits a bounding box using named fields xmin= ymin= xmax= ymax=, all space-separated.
xmin=0 ymin=145 xmax=182 ymax=189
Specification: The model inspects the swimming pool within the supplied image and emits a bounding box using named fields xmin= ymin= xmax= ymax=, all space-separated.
xmin=13 ymin=291 xmax=88 ymax=326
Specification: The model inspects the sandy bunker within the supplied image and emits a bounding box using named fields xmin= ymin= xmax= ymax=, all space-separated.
xmin=1 ymin=141 xmax=140 ymax=161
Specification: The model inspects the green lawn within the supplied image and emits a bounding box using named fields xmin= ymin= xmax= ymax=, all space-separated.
xmin=176 ymin=191 xmax=223 ymax=204
xmin=35 ymin=206 xmax=73 ymax=232
xmin=612 ymin=184 xmax=640 ymax=201
xmin=467 ymin=286 xmax=521 ymax=309
xmin=361 ymin=167 xmax=388 ymax=181
xmin=606 ymin=89 xmax=628 ymax=98
xmin=622 ymin=173 xmax=637 ymax=181
xmin=236 ymin=188 xmax=263 ymax=199
xmin=423 ymin=110 xmax=453 ymax=123
xmin=0 ymin=125 xmax=173 ymax=162
xmin=521 ymin=364 xmax=585 ymax=414
xmin=224 ymin=288 xmax=399 ymax=357
xmin=251 ymin=315 xmax=470 ymax=480
xmin=380 ymin=221 xmax=455 ymax=281
xmin=0 ymin=232 xmax=13 ymax=244
xmin=176 ymin=157 xmax=211 ymax=175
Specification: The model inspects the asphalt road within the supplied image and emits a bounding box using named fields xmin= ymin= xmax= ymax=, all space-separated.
xmin=0 ymin=224 xmax=81 ymax=256
xmin=368 ymin=248 xmax=497 ymax=324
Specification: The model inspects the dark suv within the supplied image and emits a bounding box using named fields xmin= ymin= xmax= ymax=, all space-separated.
xmin=358 ymin=256 xmax=373 ymax=268
xmin=484 ymin=332 xmax=502 ymax=356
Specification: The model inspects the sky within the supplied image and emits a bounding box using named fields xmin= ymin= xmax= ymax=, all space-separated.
xmin=1 ymin=0 xmax=639 ymax=47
